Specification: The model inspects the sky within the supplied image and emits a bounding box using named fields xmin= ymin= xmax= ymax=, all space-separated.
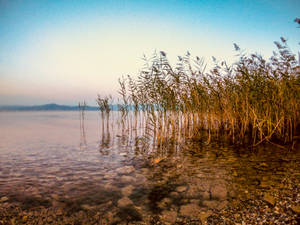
xmin=0 ymin=0 xmax=299 ymax=106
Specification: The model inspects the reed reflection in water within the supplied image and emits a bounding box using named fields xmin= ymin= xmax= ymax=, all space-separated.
xmin=0 ymin=111 xmax=299 ymax=224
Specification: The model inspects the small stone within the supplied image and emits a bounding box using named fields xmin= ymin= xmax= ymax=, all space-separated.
xmin=135 ymin=174 xmax=147 ymax=184
xmin=203 ymin=200 xmax=218 ymax=209
xmin=259 ymin=162 xmax=268 ymax=167
xmin=56 ymin=208 xmax=63 ymax=216
xmin=217 ymin=200 xmax=228 ymax=210
xmin=158 ymin=198 xmax=172 ymax=208
xmin=116 ymin=166 xmax=135 ymax=175
xmin=22 ymin=215 xmax=28 ymax=222
xmin=121 ymin=185 xmax=134 ymax=196
xmin=291 ymin=205 xmax=300 ymax=214
xmin=263 ymin=193 xmax=275 ymax=206
xmin=180 ymin=204 xmax=202 ymax=218
xmin=260 ymin=181 xmax=270 ymax=188
xmin=153 ymin=157 xmax=165 ymax=164
xmin=161 ymin=210 xmax=177 ymax=224
xmin=120 ymin=175 xmax=136 ymax=183
xmin=0 ymin=196 xmax=8 ymax=202
xmin=190 ymin=199 xmax=200 ymax=205
xmin=233 ymin=171 xmax=238 ymax=177
xmin=10 ymin=218 xmax=15 ymax=225
xmin=105 ymin=211 xmax=114 ymax=224
xmin=81 ymin=204 xmax=95 ymax=210
xmin=104 ymin=173 xmax=117 ymax=179
xmin=199 ymin=210 xmax=212 ymax=224
xmin=202 ymin=191 xmax=210 ymax=200
xmin=51 ymin=194 xmax=59 ymax=200
xmin=196 ymin=173 xmax=205 ymax=178
xmin=117 ymin=197 xmax=133 ymax=207
xmin=176 ymin=186 xmax=187 ymax=193
xmin=211 ymin=182 xmax=227 ymax=200
xmin=170 ymin=192 xmax=179 ymax=197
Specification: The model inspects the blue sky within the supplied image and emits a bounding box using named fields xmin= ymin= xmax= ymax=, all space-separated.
xmin=0 ymin=0 xmax=299 ymax=105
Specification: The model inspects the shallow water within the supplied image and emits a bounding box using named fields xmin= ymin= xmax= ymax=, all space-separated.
xmin=0 ymin=111 xmax=299 ymax=223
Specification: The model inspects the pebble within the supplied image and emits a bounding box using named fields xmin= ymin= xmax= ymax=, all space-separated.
xmin=211 ymin=182 xmax=227 ymax=200
xmin=120 ymin=175 xmax=136 ymax=183
xmin=203 ymin=200 xmax=218 ymax=209
xmin=199 ymin=210 xmax=212 ymax=224
xmin=116 ymin=166 xmax=135 ymax=175
xmin=263 ymin=193 xmax=275 ymax=206
xmin=121 ymin=185 xmax=134 ymax=196
xmin=117 ymin=197 xmax=133 ymax=207
xmin=176 ymin=186 xmax=187 ymax=193
xmin=161 ymin=210 xmax=177 ymax=224
xmin=0 ymin=196 xmax=8 ymax=202
xmin=291 ymin=205 xmax=300 ymax=214
xmin=180 ymin=203 xmax=202 ymax=218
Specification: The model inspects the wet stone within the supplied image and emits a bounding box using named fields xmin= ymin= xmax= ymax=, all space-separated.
xmin=203 ymin=200 xmax=218 ymax=209
xmin=0 ymin=196 xmax=8 ymax=202
xmin=135 ymin=174 xmax=147 ymax=184
xmin=260 ymin=181 xmax=270 ymax=188
xmin=217 ymin=200 xmax=228 ymax=210
xmin=116 ymin=166 xmax=135 ymax=175
xmin=199 ymin=210 xmax=213 ymax=224
xmin=120 ymin=175 xmax=136 ymax=183
xmin=211 ymin=182 xmax=227 ymax=200
xmin=190 ymin=199 xmax=200 ymax=205
xmin=50 ymin=194 xmax=60 ymax=200
xmin=161 ymin=210 xmax=177 ymax=224
xmin=81 ymin=204 xmax=96 ymax=210
xmin=158 ymin=198 xmax=172 ymax=208
xmin=263 ymin=193 xmax=275 ymax=206
xmin=170 ymin=191 xmax=179 ymax=197
xmin=291 ymin=205 xmax=300 ymax=214
xmin=180 ymin=203 xmax=202 ymax=218
xmin=56 ymin=208 xmax=63 ymax=215
xmin=121 ymin=185 xmax=134 ymax=196
xmin=117 ymin=197 xmax=133 ymax=207
xmin=185 ymin=185 xmax=200 ymax=198
xmin=202 ymin=191 xmax=210 ymax=200
xmin=104 ymin=173 xmax=117 ymax=179
xmin=176 ymin=186 xmax=188 ymax=193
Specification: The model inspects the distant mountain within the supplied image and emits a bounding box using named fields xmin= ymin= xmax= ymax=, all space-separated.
xmin=0 ymin=103 xmax=99 ymax=111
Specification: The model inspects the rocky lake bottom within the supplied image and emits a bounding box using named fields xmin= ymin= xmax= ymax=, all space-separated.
xmin=0 ymin=111 xmax=299 ymax=224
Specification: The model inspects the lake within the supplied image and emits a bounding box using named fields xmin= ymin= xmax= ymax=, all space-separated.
xmin=0 ymin=111 xmax=299 ymax=224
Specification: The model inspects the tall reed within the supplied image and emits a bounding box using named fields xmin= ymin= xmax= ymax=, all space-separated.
xmin=116 ymin=39 xmax=299 ymax=148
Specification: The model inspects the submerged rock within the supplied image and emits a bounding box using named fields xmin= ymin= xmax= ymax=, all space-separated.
xmin=211 ymin=181 xmax=227 ymax=200
xmin=291 ymin=205 xmax=300 ymax=214
xmin=199 ymin=210 xmax=213 ymax=224
xmin=117 ymin=197 xmax=133 ymax=207
xmin=158 ymin=197 xmax=172 ymax=208
xmin=0 ymin=196 xmax=8 ymax=202
xmin=161 ymin=210 xmax=177 ymax=224
xmin=116 ymin=166 xmax=135 ymax=175
xmin=263 ymin=193 xmax=275 ymax=206
xmin=120 ymin=175 xmax=136 ymax=183
xmin=81 ymin=204 xmax=96 ymax=210
xmin=121 ymin=185 xmax=134 ymax=196
xmin=203 ymin=200 xmax=218 ymax=209
xmin=180 ymin=203 xmax=202 ymax=218
xmin=176 ymin=186 xmax=188 ymax=193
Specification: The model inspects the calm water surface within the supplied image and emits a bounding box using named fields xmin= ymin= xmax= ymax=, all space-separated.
xmin=0 ymin=111 xmax=299 ymax=223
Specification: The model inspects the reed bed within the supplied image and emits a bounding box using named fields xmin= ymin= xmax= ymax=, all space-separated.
xmin=98 ymin=38 xmax=299 ymax=149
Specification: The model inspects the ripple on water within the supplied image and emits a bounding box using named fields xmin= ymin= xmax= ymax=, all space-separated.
xmin=0 ymin=111 xmax=299 ymax=224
